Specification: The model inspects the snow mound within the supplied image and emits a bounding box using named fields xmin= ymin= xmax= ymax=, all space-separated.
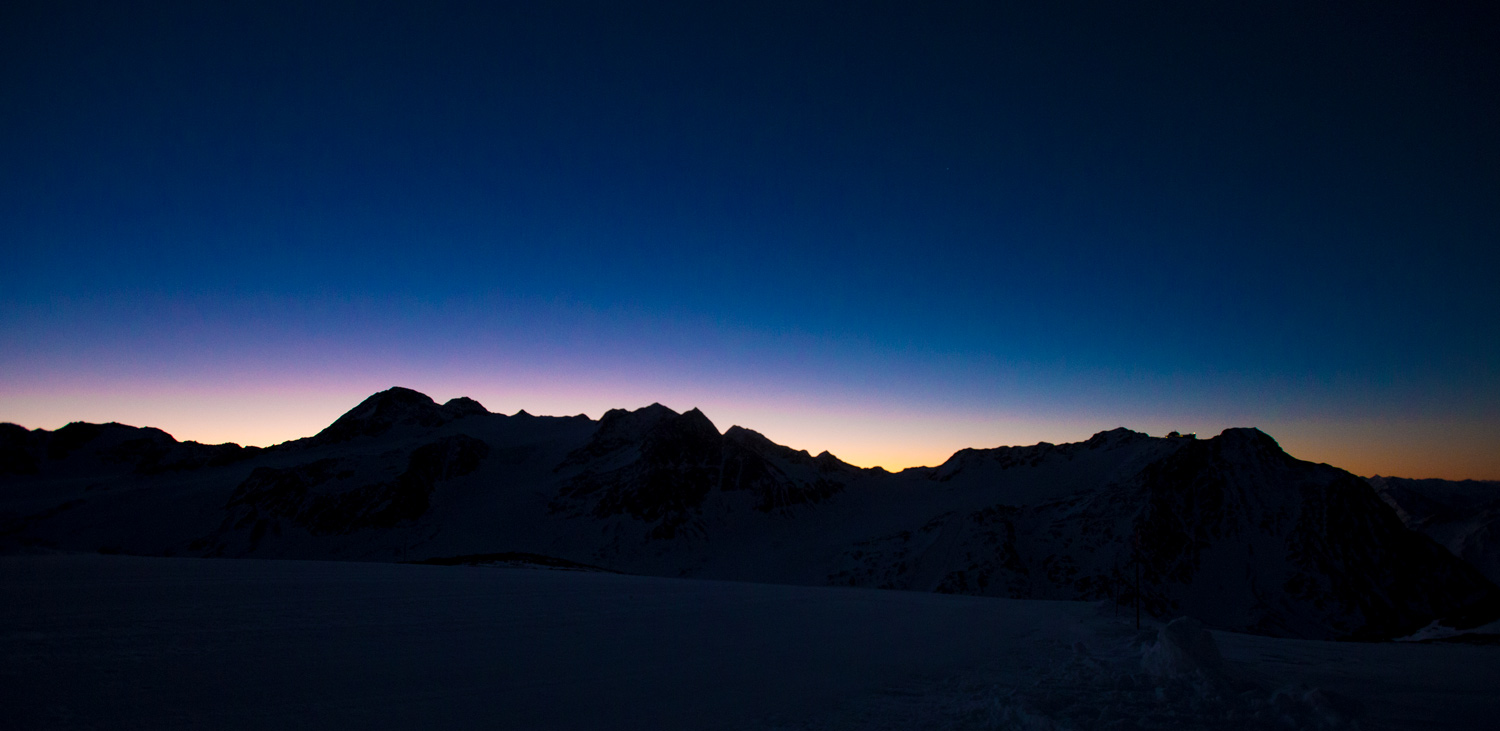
xmin=1396 ymin=616 xmax=1500 ymax=643
xmin=1141 ymin=616 xmax=1229 ymax=685
xmin=749 ymin=617 xmax=1364 ymax=730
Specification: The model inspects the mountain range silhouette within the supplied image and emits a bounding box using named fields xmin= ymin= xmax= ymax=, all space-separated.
xmin=3 ymin=386 xmax=1496 ymax=641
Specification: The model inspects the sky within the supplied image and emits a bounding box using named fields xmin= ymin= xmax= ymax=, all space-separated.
xmin=2 ymin=1 xmax=1497 ymax=479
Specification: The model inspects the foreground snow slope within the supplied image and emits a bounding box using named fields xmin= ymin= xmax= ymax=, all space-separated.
xmin=3 ymin=555 xmax=1498 ymax=730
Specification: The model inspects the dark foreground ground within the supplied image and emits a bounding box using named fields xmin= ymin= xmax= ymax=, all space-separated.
xmin=3 ymin=555 xmax=1498 ymax=730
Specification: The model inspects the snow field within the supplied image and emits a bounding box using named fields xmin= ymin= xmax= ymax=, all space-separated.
xmin=3 ymin=555 xmax=1497 ymax=730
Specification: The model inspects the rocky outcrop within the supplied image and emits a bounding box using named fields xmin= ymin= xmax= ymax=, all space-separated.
xmin=551 ymin=406 xmax=850 ymax=538
xmin=552 ymin=405 xmax=722 ymax=539
xmin=721 ymin=426 xmax=847 ymax=513
xmin=205 ymin=434 xmax=490 ymax=552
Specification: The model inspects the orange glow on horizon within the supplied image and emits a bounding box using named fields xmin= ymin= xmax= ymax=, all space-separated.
xmin=3 ymin=386 xmax=1497 ymax=481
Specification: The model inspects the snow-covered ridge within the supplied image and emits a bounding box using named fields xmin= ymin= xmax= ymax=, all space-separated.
xmin=3 ymin=387 xmax=1497 ymax=641
xmin=1369 ymin=475 xmax=1500 ymax=587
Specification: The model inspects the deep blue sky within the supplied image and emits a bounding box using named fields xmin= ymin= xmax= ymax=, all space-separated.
xmin=3 ymin=1 xmax=1497 ymax=477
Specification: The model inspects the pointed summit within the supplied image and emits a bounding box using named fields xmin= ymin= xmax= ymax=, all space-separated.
xmin=677 ymin=408 xmax=719 ymax=436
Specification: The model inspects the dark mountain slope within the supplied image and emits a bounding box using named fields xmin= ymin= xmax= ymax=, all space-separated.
xmin=1370 ymin=476 xmax=1500 ymax=586
xmin=303 ymin=386 xmax=489 ymax=446
xmin=0 ymin=420 xmax=258 ymax=480
xmin=823 ymin=428 xmax=1499 ymax=640
xmin=550 ymin=407 xmax=853 ymax=540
